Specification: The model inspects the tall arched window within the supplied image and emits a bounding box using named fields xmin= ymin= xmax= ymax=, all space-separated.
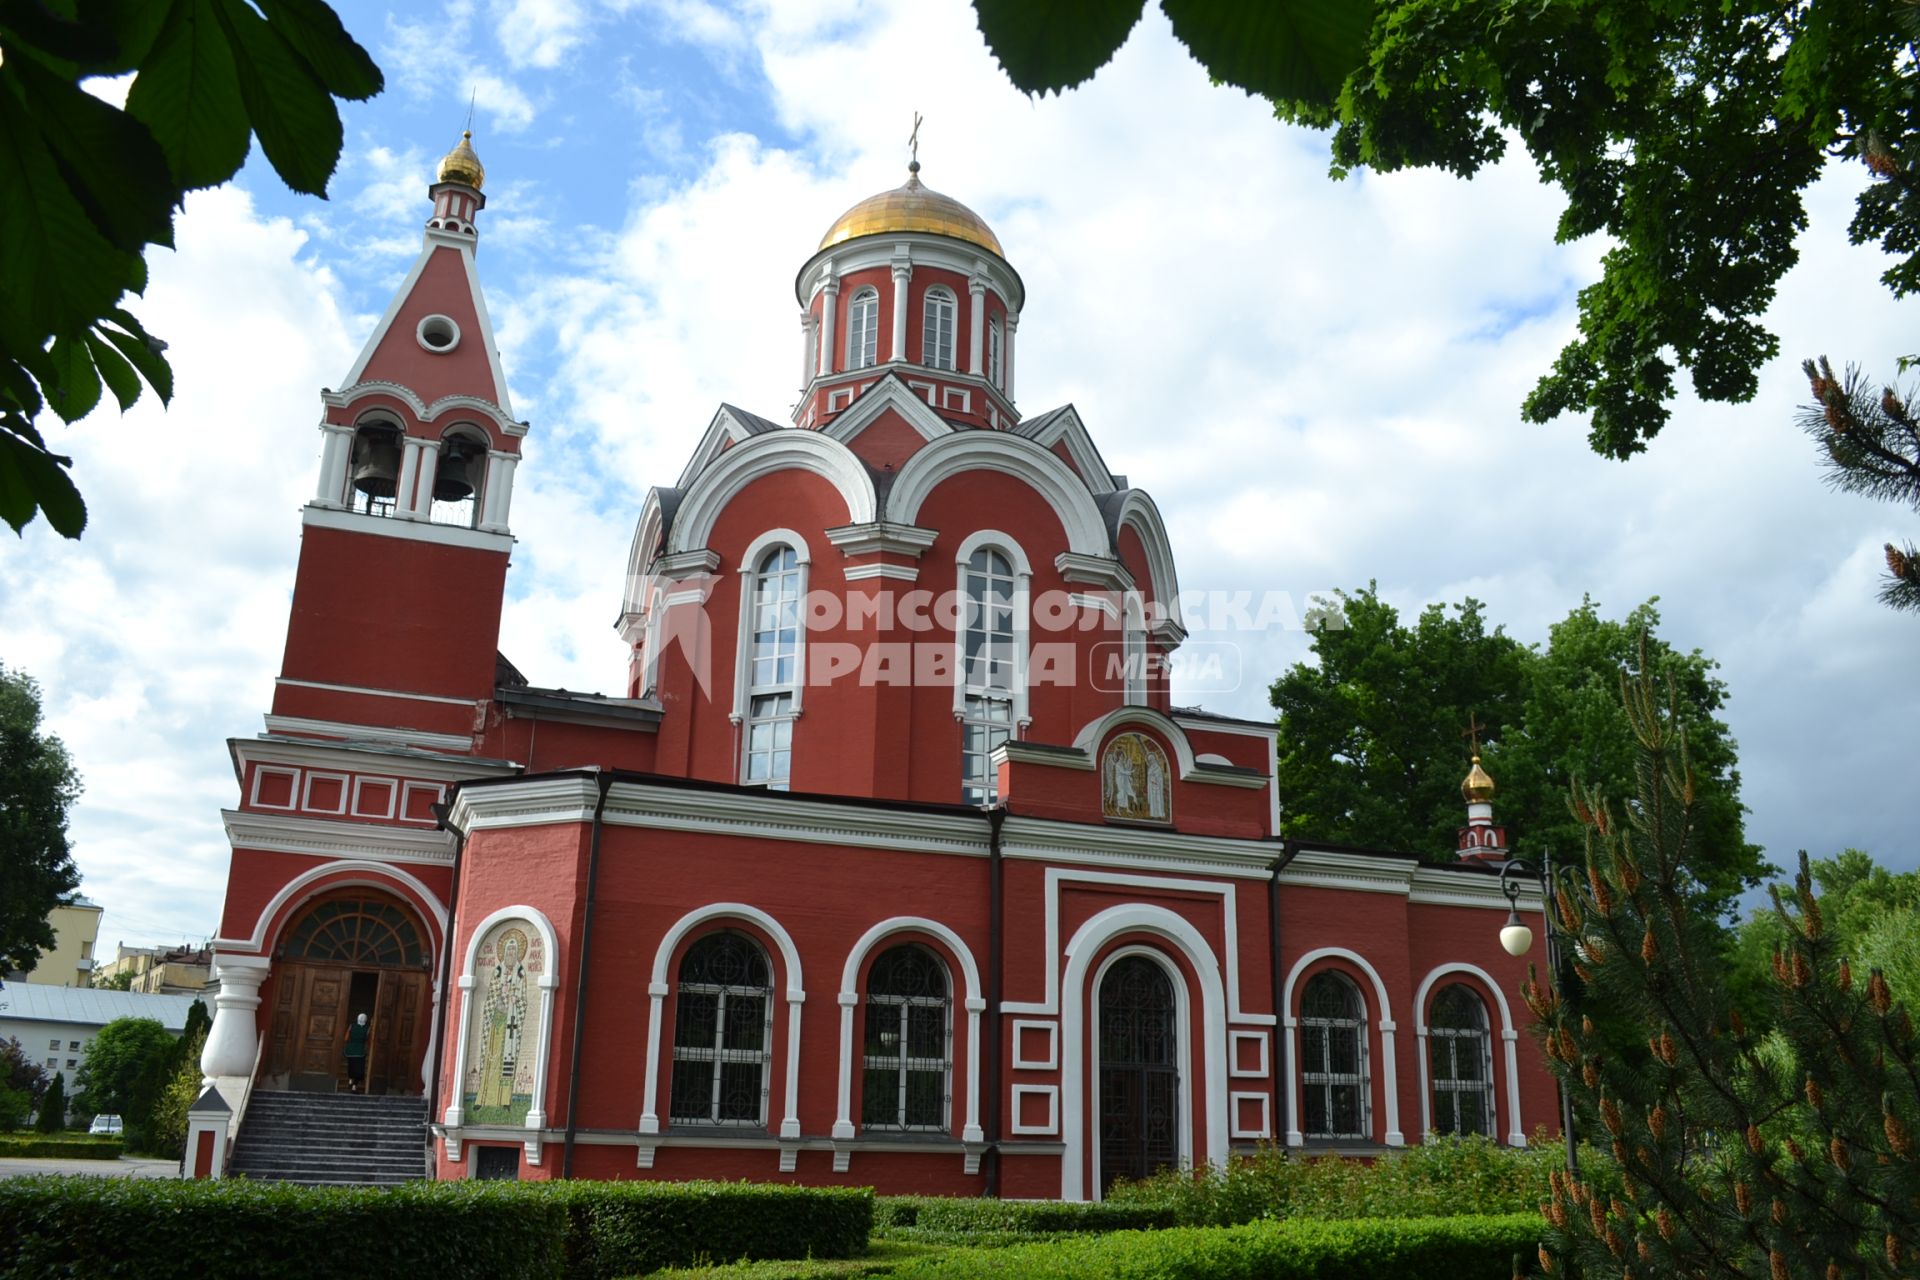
xmin=670 ymin=932 xmax=773 ymax=1126
xmin=846 ymin=287 xmax=879 ymax=370
xmin=987 ymin=316 xmax=1003 ymax=388
xmin=743 ymin=545 xmax=801 ymax=788
xmin=1428 ymin=984 xmax=1494 ymax=1137
xmin=861 ymin=945 xmax=950 ymax=1131
xmin=1300 ymin=971 xmax=1369 ymax=1140
xmin=960 ymin=547 xmax=1017 ymax=803
xmin=1123 ymin=596 xmax=1148 ymax=707
xmin=923 ymin=287 xmax=956 ymax=371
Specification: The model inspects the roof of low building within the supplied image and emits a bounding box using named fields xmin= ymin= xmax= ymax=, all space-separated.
xmin=0 ymin=982 xmax=201 ymax=1030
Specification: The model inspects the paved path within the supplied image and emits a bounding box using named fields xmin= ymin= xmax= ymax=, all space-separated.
xmin=0 ymin=1154 xmax=179 ymax=1179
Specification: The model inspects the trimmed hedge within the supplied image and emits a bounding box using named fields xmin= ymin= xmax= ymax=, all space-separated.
xmin=545 ymin=1179 xmax=873 ymax=1277
xmin=0 ymin=1176 xmax=873 ymax=1280
xmin=0 ymin=1177 xmax=566 ymax=1280
xmin=887 ymin=1212 xmax=1545 ymax=1278
xmin=876 ymin=1196 xmax=1175 ymax=1235
xmin=0 ymin=1134 xmax=123 ymax=1159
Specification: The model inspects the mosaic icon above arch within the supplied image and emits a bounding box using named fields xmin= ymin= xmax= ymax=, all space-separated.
xmin=462 ymin=920 xmax=545 ymax=1125
xmin=1101 ymin=732 xmax=1170 ymax=823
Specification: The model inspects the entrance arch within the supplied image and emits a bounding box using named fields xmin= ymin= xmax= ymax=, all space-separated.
xmin=263 ymin=890 xmax=434 ymax=1095
xmin=1096 ymin=951 xmax=1181 ymax=1194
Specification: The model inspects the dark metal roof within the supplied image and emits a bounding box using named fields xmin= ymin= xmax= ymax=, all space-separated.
xmin=720 ymin=404 xmax=784 ymax=435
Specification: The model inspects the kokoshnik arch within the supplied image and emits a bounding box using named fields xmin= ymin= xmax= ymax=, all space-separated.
xmin=198 ymin=132 xmax=1557 ymax=1197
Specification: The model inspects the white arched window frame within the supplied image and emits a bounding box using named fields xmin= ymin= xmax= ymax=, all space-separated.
xmin=845 ymin=287 xmax=880 ymax=370
xmin=1427 ymin=984 xmax=1496 ymax=1138
xmin=1299 ymin=970 xmax=1370 ymax=1141
xmin=860 ymin=944 xmax=953 ymax=1132
xmin=953 ymin=531 xmax=1031 ymax=804
xmin=669 ymin=930 xmax=776 ymax=1127
xmin=923 ymin=287 xmax=957 ymax=371
xmin=987 ymin=316 xmax=1003 ymax=389
xmin=733 ymin=530 xmax=809 ymax=789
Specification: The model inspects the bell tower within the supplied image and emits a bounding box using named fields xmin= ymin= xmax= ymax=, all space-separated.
xmin=270 ymin=131 xmax=526 ymax=745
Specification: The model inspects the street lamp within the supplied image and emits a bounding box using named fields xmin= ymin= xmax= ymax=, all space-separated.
xmin=1498 ymin=854 xmax=1579 ymax=1177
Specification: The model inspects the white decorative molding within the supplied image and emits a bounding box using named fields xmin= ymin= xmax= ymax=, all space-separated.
xmin=322 ymin=383 xmax=525 ymax=438
xmin=1066 ymin=916 xmax=1228 ymax=1200
xmin=300 ymin=771 xmax=350 ymax=815
xmin=300 ymin=503 xmax=514 ymax=552
xmin=1229 ymin=1029 xmax=1270 ymax=1079
xmin=834 ymin=917 xmax=984 ymax=1143
xmin=275 ymin=677 xmax=482 ymax=708
xmin=235 ymin=735 xmax=513 ymax=784
xmin=1412 ymin=962 xmax=1525 ymax=1147
xmin=1016 ymin=404 xmax=1116 ymax=497
xmin=887 ymin=432 xmax=1109 ymax=558
xmin=1011 ymin=1019 xmax=1058 ymax=1071
xmin=1281 ymin=948 xmax=1403 ymax=1148
xmin=1230 ymin=1091 xmax=1272 ymax=1140
xmin=221 ymin=810 xmax=456 ymax=866
xmin=669 ymin=431 xmax=876 ymax=556
xmin=399 ymin=780 xmax=447 ymax=823
xmin=349 ymin=776 xmax=398 ymax=821
xmin=1070 ymin=707 xmax=1268 ymax=789
xmin=1053 ymin=551 xmax=1132 ymax=592
xmin=262 ymin=714 xmax=475 ymax=754
xmin=449 ymin=776 xmax=601 ymax=831
xmin=640 ymin=904 xmax=806 ymax=1142
xmin=842 ymin=562 xmax=920 ymax=582
xmin=820 ymin=375 xmax=953 ymax=445
xmin=210 ymin=858 xmax=447 ymax=956
xmin=1010 ymin=1085 xmax=1058 ymax=1136
xmin=247 ymin=765 xmax=300 ymax=811
xmin=824 ymin=521 xmax=940 ymax=559
xmin=998 ymin=817 xmax=1275 ymax=878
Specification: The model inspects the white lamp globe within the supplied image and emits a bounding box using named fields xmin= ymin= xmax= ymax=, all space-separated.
xmin=1500 ymin=920 xmax=1534 ymax=957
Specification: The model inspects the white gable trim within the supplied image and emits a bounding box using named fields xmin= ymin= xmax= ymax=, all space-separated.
xmin=669 ymin=432 xmax=877 ymax=556
xmin=820 ymin=377 xmax=953 ymax=446
xmin=1022 ymin=406 xmax=1115 ymax=496
xmin=888 ymin=433 xmax=1108 ymax=557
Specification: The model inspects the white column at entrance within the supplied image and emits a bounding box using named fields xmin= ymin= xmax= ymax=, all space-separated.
xmin=816 ymin=270 xmax=839 ymax=378
xmin=201 ymin=953 xmax=271 ymax=1084
xmin=1004 ymin=312 xmax=1019 ymax=403
xmin=314 ymin=424 xmax=353 ymax=507
xmin=890 ymin=254 xmax=912 ymax=362
xmin=967 ymin=274 xmax=986 ymax=375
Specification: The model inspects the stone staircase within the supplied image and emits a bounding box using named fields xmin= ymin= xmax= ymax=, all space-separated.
xmin=228 ymin=1091 xmax=430 ymax=1187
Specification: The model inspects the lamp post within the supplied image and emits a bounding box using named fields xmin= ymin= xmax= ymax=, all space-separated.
xmin=1499 ymin=854 xmax=1579 ymax=1177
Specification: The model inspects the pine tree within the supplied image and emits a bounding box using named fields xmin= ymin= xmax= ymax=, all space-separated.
xmin=1531 ymin=646 xmax=1920 ymax=1277
xmin=1801 ymin=359 xmax=1920 ymax=613
xmin=35 ymin=1072 xmax=65 ymax=1133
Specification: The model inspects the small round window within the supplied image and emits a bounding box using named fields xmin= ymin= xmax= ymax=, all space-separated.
xmin=417 ymin=314 xmax=460 ymax=352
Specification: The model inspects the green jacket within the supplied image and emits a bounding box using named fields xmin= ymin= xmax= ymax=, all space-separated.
xmin=345 ymin=1021 xmax=369 ymax=1059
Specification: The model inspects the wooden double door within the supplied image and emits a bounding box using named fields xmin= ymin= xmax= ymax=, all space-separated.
xmin=264 ymin=892 xmax=433 ymax=1095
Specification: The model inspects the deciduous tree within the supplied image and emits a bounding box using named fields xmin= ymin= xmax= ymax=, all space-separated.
xmin=74 ymin=1017 xmax=177 ymax=1151
xmin=0 ymin=667 xmax=81 ymax=973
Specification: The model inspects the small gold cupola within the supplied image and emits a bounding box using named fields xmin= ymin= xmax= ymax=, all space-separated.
xmin=437 ymin=130 xmax=485 ymax=190
xmin=1461 ymin=755 xmax=1496 ymax=804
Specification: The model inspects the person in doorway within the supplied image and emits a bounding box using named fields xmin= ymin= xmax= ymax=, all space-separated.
xmin=345 ymin=1012 xmax=370 ymax=1093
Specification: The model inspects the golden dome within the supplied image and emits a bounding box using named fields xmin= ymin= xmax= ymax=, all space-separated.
xmin=437 ymin=131 xmax=485 ymax=190
xmin=818 ymin=165 xmax=1002 ymax=256
xmin=1462 ymin=755 xmax=1496 ymax=804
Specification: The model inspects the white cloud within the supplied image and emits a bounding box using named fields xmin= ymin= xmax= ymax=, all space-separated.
xmin=383 ymin=2 xmax=541 ymax=133
xmin=492 ymin=0 xmax=592 ymax=69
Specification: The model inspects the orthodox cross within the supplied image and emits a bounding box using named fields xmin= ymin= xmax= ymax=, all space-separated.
xmin=465 ymin=89 xmax=476 ymax=133
xmin=908 ymin=112 xmax=923 ymax=167
xmin=1461 ymin=711 xmax=1484 ymax=756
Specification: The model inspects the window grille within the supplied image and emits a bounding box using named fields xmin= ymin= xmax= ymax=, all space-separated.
xmin=1428 ymin=984 xmax=1495 ymax=1138
xmin=1300 ymin=971 xmax=1369 ymax=1140
xmin=860 ymin=945 xmax=951 ymax=1131
xmin=670 ymin=932 xmax=774 ymax=1126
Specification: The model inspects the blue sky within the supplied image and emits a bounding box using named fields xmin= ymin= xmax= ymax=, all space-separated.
xmin=1 ymin=0 xmax=1914 ymax=949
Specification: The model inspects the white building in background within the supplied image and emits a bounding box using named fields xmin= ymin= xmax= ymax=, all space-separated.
xmin=0 ymin=983 xmax=201 ymax=1090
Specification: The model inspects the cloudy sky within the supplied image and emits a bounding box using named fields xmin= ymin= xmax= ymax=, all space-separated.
xmin=1 ymin=0 xmax=1912 ymax=949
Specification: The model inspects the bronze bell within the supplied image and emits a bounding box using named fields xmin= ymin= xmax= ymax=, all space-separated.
xmin=432 ymin=448 xmax=475 ymax=503
xmin=351 ymin=434 xmax=401 ymax=499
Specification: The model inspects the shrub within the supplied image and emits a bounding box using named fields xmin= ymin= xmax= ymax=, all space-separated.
xmin=34 ymin=1073 xmax=65 ymax=1133
xmin=876 ymin=1196 xmax=1174 ymax=1235
xmin=546 ymin=1178 xmax=872 ymax=1277
xmin=0 ymin=1134 xmax=121 ymax=1159
xmin=0 ymin=1177 xmax=567 ymax=1280
xmin=888 ymin=1212 xmax=1545 ymax=1278
xmin=0 ymin=1176 xmax=872 ymax=1280
xmin=1105 ymin=1134 xmax=1603 ymax=1227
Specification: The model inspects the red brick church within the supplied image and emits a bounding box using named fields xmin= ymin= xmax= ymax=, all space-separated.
xmin=193 ymin=132 xmax=1556 ymax=1196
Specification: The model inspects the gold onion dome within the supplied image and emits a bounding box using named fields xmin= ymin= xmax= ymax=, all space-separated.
xmin=817 ymin=163 xmax=1002 ymax=256
xmin=438 ymin=130 xmax=485 ymax=190
xmin=1462 ymin=755 xmax=1496 ymax=804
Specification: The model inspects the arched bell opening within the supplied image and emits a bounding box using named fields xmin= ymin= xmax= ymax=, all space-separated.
xmin=261 ymin=889 xmax=435 ymax=1095
xmin=428 ymin=425 xmax=489 ymax=528
xmin=346 ymin=418 xmax=403 ymax=516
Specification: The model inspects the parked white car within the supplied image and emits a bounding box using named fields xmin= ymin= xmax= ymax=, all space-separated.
xmin=87 ymin=1114 xmax=122 ymax=1136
